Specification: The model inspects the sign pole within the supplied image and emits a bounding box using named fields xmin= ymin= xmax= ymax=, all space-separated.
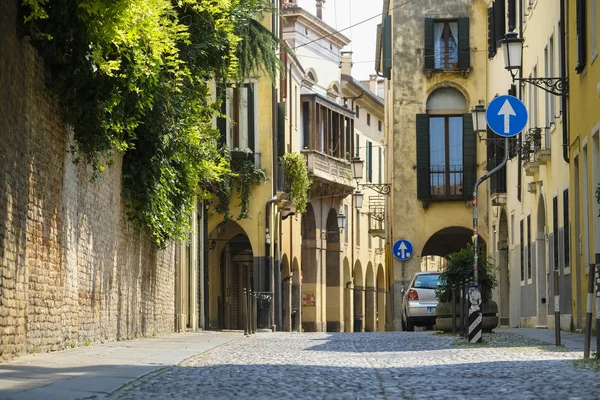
xmin=469 ymin=138 xmax=510 ymax=344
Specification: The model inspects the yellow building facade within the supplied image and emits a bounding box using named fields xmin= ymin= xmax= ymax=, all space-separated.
xmin=484 ymin=0 xmax=572 ymax=330
xmin=379 ymin=0 xmax=489 ymax=330
xmin=568 ymin=0 xmax=600 ymax=331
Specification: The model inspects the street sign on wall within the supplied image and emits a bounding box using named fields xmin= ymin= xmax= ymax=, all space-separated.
xmin=393 ymin=239 xmax=413 ymax=261
xmin=485 ymin=95 xmax=528 ymax=137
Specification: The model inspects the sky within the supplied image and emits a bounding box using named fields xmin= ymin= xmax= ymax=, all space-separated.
xmin=295 ymin=0 xmax=384 ymax=81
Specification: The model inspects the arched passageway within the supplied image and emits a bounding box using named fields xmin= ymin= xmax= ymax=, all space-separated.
xmin=208 ymin=223 xmax=254 ymax=330
xmin=353 ymin=261 xmax=364 ymax=332
xmin=537 ymin=196 xmax=548 ymax=327
xmin=292 ymin=258 xmax=301 ymax=331
xmin=421 ymin=226 xmax=487 ymax=257
xmin=365 ymin=263 xmax=376 ymax=332
xmin=343 ymin=257 xmax=352 ymax=332
xmin=325 ymin=208 xmax=343 ymax=332
xmin=281 ymin=254 xmax=292 ymax=331
xmin=498 ymin=210 xmax=510 ymax=326
xmin=301 ymin=204 xmax=318 ymax=332
xmin=376 ymin=264 xmax=386 ymax=332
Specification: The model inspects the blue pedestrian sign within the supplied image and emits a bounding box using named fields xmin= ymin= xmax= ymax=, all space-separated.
xmin=485 ymin=95 xmax=528 ymax=137
xmin=393 ymin=239 xmax=413 ymax=261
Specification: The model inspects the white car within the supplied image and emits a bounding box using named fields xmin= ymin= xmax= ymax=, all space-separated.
xmin=401 ymin=272 xmax=441 ymax=331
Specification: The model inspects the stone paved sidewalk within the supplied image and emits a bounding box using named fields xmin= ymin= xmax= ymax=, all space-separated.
xmin=0 ymin=331 xmax=242 ymax=400
xmin=498 ymin=327 xmax=597 ymax=352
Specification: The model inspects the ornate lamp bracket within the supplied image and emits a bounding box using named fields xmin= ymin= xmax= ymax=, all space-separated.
xmin=515 ymin=77 xmax=568 ymax=97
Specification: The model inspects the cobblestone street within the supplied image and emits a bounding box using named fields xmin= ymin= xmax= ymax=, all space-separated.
xmin=109 ymin=332 xmax=600 ymax=400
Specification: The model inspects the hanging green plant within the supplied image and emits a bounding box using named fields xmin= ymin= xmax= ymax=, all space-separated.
xmin=282 ymin=152 xmax=310 ymax=213
xmin=213 ymin=148 xmax=266 ymax=221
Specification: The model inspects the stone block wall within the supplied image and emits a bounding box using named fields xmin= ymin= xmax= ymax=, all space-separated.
xmin=0 ymin=0 xmax=176 ymax=361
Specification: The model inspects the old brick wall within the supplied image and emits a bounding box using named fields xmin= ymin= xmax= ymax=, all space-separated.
xmin=0 ymin=0 xmax=176 ymax=361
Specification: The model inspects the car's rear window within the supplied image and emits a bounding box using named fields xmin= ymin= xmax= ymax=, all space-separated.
xmin=412 ymin=274 xmax=440 ymax=289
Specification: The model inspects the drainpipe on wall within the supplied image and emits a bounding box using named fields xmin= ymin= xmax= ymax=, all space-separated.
xmin=265 ymin=196 xmax=278 ymax=331
xmin=559 ymin=0 xmax=569 ymax=164
xmin=517 ymin=0 xmax=523 ymax=202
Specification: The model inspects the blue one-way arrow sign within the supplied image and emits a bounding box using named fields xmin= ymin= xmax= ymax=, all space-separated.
xmin=486 ymin=95 xmax=528 ymax=137
xmin=393 ymin=239 xmax=413 ymax=261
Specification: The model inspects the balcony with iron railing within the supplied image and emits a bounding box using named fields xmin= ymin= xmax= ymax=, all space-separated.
xmin=429 ymin=164 xmax=464 ymax=199
xmin=521 ymin=127 xmax=550 ymax=176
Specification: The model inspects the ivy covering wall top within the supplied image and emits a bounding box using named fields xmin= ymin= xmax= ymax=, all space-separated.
xmin=20 ymin=0 xmax=282 ymax=246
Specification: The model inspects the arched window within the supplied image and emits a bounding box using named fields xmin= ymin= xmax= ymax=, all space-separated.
xmin=416 ymin=87 xmax=475 ymax=201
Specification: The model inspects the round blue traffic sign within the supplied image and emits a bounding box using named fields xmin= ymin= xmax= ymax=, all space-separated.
xmin=485 ymin=95 xmax=528 ymax=137
xmin=393 ymin=239 xmax=413 ymax=261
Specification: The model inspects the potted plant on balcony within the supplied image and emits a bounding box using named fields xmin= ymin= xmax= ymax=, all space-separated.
xmin=282 ymin=152 xmax=310 ymax=213
xmin=435 ymin=246 xmax=498 ymax=333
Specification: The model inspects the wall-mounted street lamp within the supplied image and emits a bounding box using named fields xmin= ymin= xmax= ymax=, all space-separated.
xmin=471 ymin=102 xmax=487 ymax=141
xmin=500 ymin=31 xmax=567 ymax=96
xmin=320 ymin=212 xmax=347 ymax=240
xmin=351 ymin=156 xmax=390 ymax=195
xmin=499 ymin=29 xmax=569 ymax=164
xmin=337 ymin=212 xmax=347 ymax=231
xmin=353 ymin=191 xmax=363 ymax=209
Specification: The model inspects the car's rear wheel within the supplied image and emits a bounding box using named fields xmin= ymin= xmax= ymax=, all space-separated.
xmin=405 ymin=319 xmax=415 ymax=332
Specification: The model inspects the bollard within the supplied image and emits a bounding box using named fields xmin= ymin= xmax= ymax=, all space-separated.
xmin=584 ymin=263 xmax=595 ymax=359
xmin=553 ymin=269 xmax=561 ymax=346
xmin=596 ymin=254 xmax=600 ymax=358
xmin=459 ymin=283 xmax=464 ymax=337
xmin=252 ymin=293 xmax=257 ymax=334
xmin=463 ymin=281 xmax=469 ymax=338
xmin=243 ymin=288 xmax=249 ymax=336
xmin=452 ymin=285 xmax=457 ymax=334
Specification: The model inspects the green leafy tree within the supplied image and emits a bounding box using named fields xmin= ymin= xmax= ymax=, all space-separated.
xmin=435 ymin=246 xmax=498 ymax=303
xmin=20 ymin=0 xmax=283 ymax=246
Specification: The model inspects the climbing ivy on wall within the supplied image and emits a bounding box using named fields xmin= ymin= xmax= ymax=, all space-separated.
xmin=19 ymin=0 xmax=282 ymax=247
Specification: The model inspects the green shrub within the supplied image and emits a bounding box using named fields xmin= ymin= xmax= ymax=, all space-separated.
xmin=435 ymin=246 xmax=497 ymax=303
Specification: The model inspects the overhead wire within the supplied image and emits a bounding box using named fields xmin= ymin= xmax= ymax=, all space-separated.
xmin=292 ymin=0 xmax=415 ymax=50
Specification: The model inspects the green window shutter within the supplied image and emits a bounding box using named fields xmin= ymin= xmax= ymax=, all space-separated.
xmin=216 ymin=86 xmax=227 ymax=147
xmin=508 ymin=0 xmax=516 ymax=32
xmin=383 ymin=15 xmax=392 ymax=79
xmin=423 ymin=18 xmax=434 ymax=70
xmin=487 ymin=7 xmax=496 ymax=59
xmin=367 ymin=142 xmax=373 ymax=183
xmin=462 ymin=113 xmax=476 ymax=200
xmin=458 ymin=17 xmax=470 ymax=70
xmin=277 ymin=101 xmax=286 ymax=158
xmin=248 ymin=84 xmax=256 ymax=152
xmin=416 ymin=114 xmax=430 ymax=201
xmin=493 ymin=1 xmax=505 ymax=49
xmin=575 ymin=0 xmax=587 ymax=73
